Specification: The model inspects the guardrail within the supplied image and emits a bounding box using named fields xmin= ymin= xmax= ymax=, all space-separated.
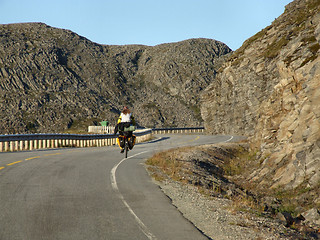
xmin=152 ymin=127 xmax=204 ymax=134
xmin=87 ymin=126 xmax=205 ymax=135
xmin=0 ymin=127 xmax=205 ymax=152
xmin=0 ymin=130 xmax=152 ymax=152
xmin=88 ymin=126 xmax=114 ymax=134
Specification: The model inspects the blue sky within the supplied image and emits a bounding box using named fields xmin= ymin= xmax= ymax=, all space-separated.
xmin=0 ymin=0 xmax=293 ymax=50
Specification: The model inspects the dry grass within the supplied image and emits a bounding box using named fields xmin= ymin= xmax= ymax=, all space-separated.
xmin=145 ymin=142 xmax=319 ymax=226
xmin=229 ymin=195 xmax=264 ymax=215
xmin=145 ymin=147 xmax=189 ymax=182
xmin=146 ymin=144 xmax=269 ymax=219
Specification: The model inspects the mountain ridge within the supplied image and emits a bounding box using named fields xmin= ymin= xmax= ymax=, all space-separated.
xmin=0 ymin=22 xmax=231 ymax=133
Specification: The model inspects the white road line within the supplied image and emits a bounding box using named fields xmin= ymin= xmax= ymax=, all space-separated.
xmin=110 ymin=151 xmax=157 ymax=240
xmin=224 ymin=136 xmax=234 ymax=142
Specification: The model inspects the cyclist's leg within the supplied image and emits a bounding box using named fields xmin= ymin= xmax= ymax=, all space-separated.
xmin=132 ymin=134 xmax=136 ymax=147
xmin=117 ymin=136 xmax=125 ymax=153
xmin=128 ymin=132 xmax=136 ymax=150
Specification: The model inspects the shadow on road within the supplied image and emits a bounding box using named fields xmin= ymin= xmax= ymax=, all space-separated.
xmin=137 ymin=137 xmax=170 ymax=145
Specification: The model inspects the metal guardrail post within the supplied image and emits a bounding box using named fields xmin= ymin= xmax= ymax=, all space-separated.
xmin=151 ymin=127 xmax=204 ymax=134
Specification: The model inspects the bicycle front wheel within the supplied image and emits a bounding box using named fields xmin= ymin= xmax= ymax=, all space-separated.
xmin=125 ymin=141 xmax=128 ymax=158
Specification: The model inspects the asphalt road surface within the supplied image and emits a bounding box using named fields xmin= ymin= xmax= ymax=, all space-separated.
xmin=0 ymin=134 xmax=241 ymax=240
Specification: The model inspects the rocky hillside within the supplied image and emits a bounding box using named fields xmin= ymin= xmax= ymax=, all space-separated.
xmin=0 ymin=23 xmax=231 ymax=134
xmin=201 ymin=0 xmax=320 ymax=195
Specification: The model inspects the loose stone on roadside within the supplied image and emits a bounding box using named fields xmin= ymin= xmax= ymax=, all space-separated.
xmin=157 ymin=180 xmax=294 ymax=240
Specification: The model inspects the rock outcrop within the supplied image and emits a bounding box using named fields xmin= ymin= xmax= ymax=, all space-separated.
xmin=0 ymin=23 xmax=231 ymax=133
xmin=201 ymin=0 xmax=320 ymax=192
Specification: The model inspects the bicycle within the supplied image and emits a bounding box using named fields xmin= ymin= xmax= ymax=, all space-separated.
xmin=117 ymin=125 xmax=136 ymax=158
xmin=122 ymin=135 xmax=130 ymax=158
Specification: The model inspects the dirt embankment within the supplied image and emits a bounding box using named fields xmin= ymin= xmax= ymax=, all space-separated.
xmin=146 ymin=142 xmax=320 ymax=240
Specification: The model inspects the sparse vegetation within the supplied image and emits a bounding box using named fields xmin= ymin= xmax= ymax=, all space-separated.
xmin=146 ymin=147 xmax=189 ymax=182
xmin=309 ymin=43 xmax=320 ymax=54
xmin=262 ymin=37 xmax=290 ymax=59
xmin=146 ymin=142 xmax=320 ymax=237
xmin=229 ymin=194 xmax=264 ymax=215
xmin=230 ymin=27 xmax=269 ymax=66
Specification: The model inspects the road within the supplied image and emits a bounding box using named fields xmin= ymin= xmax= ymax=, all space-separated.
xmin=0 ymin=134 xmax=240 ymax=240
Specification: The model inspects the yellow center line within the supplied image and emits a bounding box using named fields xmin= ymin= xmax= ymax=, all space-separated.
xmin=7 ymin=160 xmax=23 ymax=166
xmin=1 ymin=153 xmax=63 ymax=170
xmin=188 ymin=136 xmax=200 ymax=142
xmin=193 ymin=136 xmax=200 ymax=141
xmin=44 ymin=153 xmax=62 ymax=156
xmin=181 ymin=136 xmax=200 ymax=144
xmin=25 ymin=156 xmax=41 ymax=161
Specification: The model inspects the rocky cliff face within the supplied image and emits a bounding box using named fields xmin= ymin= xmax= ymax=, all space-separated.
xmin=201 ymin=0 xmax=320 ymax=193
xmin=0 ymin=23 xmax=231 ymax=133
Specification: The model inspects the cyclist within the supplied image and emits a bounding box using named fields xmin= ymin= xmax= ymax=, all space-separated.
xmin=114 ymin=107 xmax=136 ymax=153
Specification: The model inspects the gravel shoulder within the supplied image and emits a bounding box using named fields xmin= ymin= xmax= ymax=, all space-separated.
xmin=144 ymin=142 xmax=317 ymax=240
xmin=155 ymin=179 xmax=291 ymax=240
